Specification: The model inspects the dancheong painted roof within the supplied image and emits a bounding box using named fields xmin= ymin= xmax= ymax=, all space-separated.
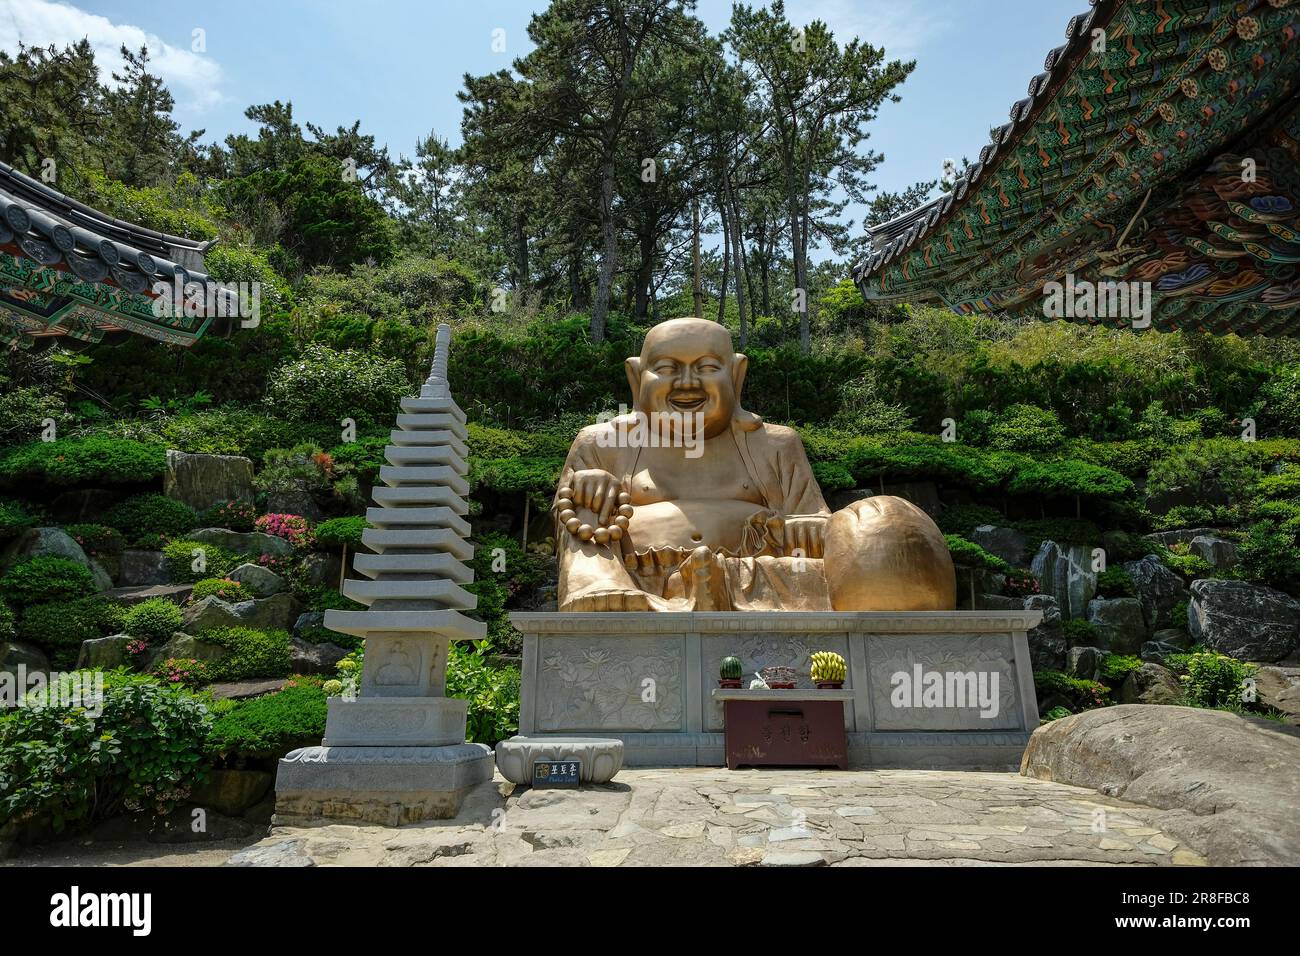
xmin=0 ymin=160 xmax=237 ymax=350
xmin=853 ymin=0 xmax=1300 ymax=334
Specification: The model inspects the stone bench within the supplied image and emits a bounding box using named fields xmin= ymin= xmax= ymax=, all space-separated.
xmin=495 ymin=736 xmax=625 ymax=785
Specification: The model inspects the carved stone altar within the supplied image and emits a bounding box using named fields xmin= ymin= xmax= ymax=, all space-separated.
xmin=512 ymin=610 xmax=1042 ymax=770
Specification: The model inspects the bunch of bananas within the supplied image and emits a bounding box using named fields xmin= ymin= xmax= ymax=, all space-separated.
xmin=810 ymin=651 xmax=846 ymax=683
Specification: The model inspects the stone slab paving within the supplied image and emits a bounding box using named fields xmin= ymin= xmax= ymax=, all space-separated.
xmin=227 ymin=768 xmax=1208 ymax=867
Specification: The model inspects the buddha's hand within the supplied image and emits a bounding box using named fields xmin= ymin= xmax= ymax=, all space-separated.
xmin=567 ymin=468 xmax=625 ymax=525
xmin=766 ymin=514 xmax=828 ymax=559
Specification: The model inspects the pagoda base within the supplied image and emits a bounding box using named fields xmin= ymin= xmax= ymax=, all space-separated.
xmin=273 ymin=743 xmax=493 ymax=826
xmin=321 ymin=696 xmax=469 ymax=747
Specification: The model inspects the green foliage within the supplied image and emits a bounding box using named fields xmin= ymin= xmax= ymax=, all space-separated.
xmin=198 ymin=626 xmax=293 ymax=681
xmin=104 ymin=494 xmax=198 ymax=548
xmin=1040 ymin=705 xmax=1073 ymax=723
xmin=1098 ymin=654 xmax=1143 ymax=683
xmin=203 ymin=244 xmax=292 ymax=313
xmin=470 ymin=457 xmax=566 ymax=506
xmin=1062 ymin=619 xmax=1100 ymax=646
xmin=162 ymin=540 xmax=240 ymax=583
xmin=467 ymin=533 xmax=549 ymax=650
xmin=0 ymin=600 xmax=14 ymax=642
xmin=151 ymin=657 xmax=213 ymax=689
xmin=447 ymin=641 xmax=520 ymax=747
xmin=123 ymin=598 xmax=183 ymax=642
xmin=1016 ymin=517 xmax=1102 ymax=547
xmin=190 ymin=577 xmax=254 ymax=603
xmin=1167 ymin=651 xmax=1256 ymax=709
xmin=73 ymin=168 xmax=221 ymax=239
xmin=936 ymin=504 xmax=1004 ymax=536
xmin=1145 ymin=438 xmax=1262 ymax=513
xmin=0 ymin=436 xmax=166 ymax=486
xmin=810 ymin=460 xmax=855 ymax=493
xmin=0 ymin=386 xmax=66 ymax=445
xmin=266 ymin=344 xmax=410 ymax=428
xmin=1155 ymin=545 xmax=1212 ymax=579
xmin=314 ymin=516 xmax=370 ymax=548
xmin=1170 ymin=600 xmax=1189 ymax=629
xmin=987 ymin=404 xmax=1065 ymax=452
xmin=0 ymin=680 xmax=212 ymax=831
xmin=1095 ymin=567 xmax=1136 ymax=599
xmin=944 ymin=535 xmax=1012 ymax=574
xmin=158 ymin=407 xmax=334 ymax=463
xmin=1236 ymin=520 xmax=1300 ymax=591
xmin=63 ymin=524 xmax=125 ymax=557
xmin=0 ymin=556 xmax=95 ymax=609
xmin=197 ymin=500 xmax=260 ymax=533
xmin=1008 ymin=460 xmax=1133 ymax=500
xmin=18 ymin=597 xmax=127 ymax=662
xmin=0 ymin=499 xmax=39 ymax=539
xmin=207 ymin=678 xmax=328 ymax=759
xmin=1033 ymin=671 xmax=1110 ymax=711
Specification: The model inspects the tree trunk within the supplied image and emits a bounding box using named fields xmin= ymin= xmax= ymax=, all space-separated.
xmin=591 ymin=159 xmax=617 ymax=342
xmin=691 ymin=198 xmax=704 ymax=317
xmin=634 ymin=229 xmax=654 ymax=320
xmin=717 ymin=198 xmax=730 ymax=323
xmin=729 ymin=183 xmax=748 ymax=348
xmin=788 ymin=181 xmax=810 ymax=352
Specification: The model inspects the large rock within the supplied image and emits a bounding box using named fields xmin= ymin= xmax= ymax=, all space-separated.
xmin=1253 ymin=666 xmax=1300 ymax=724
xmin=1 ymin=527 xmax=112 ymax=591
xmin=183 ymin=592 xmax=301 ymax=634
xmin=1122 ymin=555 xmax=1188 ymax=635
xmin=100 ymin=583 xmax=192 ymax=607
xmin=1024 ymin=594 xmax=1065 ymax=670
xmin=971 ymin=525 xmax=1027 ymax=567
xmin=190 ymin=769 xmax=274 ymax=816
xmin=1085 ymin=597 xmax=1145 ymax=654
xmin=1144 ymin=528 xmax=1219 ymax=550
xmin=265 ymin=490 xmax=323 ymax=523
xmin=1117 ymin=663 xmax=1182 ymax=705
xmin=147 ymin=632 xmax=232 ymax=668
xmin=289 ymin=635 xmax=349 ymax=675
xmin=1021 ymin=705 xmax=1300 ymax=865
xmin=0 ymin=640 xmax=48 ymax=673
xmin=228 ymin=562 xmax=286 ymax=597
xmin=163 ymin=450 xmax=255 ymax=513
xmin=1030 ymin=541 xmax=1096 ymax=620
xmin=189 ymin=528 xmax=293 ymax=558
xmin=1190 ymin=534 xmax=1238 ymax=570
xmin=301 ymin=551 xmax=342 ymax=588
xmin=76 ymin=634 xmax=133 ymax=670
xmin=1188 ymin=579 xmax=1300 ymax=662
xmin=293 ymin=611 xmax=326 ymax=635
xmin=118 ymin=549 xmax=169 ymax=587
xmin=1067 ymin=645 xmax=1107 ymax=681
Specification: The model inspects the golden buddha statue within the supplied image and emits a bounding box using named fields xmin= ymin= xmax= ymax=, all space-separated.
xmin=554 ymin=317 xmax=955 ymax=612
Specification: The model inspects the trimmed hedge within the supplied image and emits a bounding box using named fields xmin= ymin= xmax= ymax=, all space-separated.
xmin=0 ymin=437 xmax=166 ymax=486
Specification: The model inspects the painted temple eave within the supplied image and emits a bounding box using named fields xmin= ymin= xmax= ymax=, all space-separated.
xmin=854 ymin=0 xmax=1300 ymax=334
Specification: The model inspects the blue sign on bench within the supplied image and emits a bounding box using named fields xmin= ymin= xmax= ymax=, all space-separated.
xmin=533 ymin=760 xmax=581 ymax=788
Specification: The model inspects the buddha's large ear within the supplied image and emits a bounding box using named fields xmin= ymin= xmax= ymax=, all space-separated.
xmin=732 ymin=352 xmax=749 ymax=398
xmin=625 ymin=356 xmax=642 ymax=410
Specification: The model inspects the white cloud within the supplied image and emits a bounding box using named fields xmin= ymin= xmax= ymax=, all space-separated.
xmin=785 ymin=0 xmax=951 ymax=57
xmin=0 ymin=0 xmax=225 ymax=111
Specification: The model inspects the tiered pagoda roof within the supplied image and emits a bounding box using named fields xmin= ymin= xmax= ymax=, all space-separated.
xmin=0 ymin=160 xmax=235 ymax=350
xmin=854 ymin=0 xmax=1300 ymax=334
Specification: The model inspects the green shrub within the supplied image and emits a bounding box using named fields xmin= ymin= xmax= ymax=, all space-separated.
xmin=198 ymin=626 xmax=292 ymax=680
xmin=150 ymin=657 xmax=214 ymax=689
xmin=1235 ymin=520 xmax=1300 ymax=591
xmin=0 ymin=681 xmax=212 ymax=831
xmin=190 ymin=577 xmax=254 ymax=603
xmin=944 ymin=535 xmax=1013 ymax=574
xmin=208 ymin=679 xmax=328 ymax=759
xmin=1008 ymin=460 xmax=1133 ymax=502
xmin=1095 ymin=567 xmax=1136 ymax=598
xmin=987 ymin=404 xmax=1065 ymax=452
xmin=0 ymin=556 xmax=96 ymax=608
xmin=1170 ymin=600 xmax=1189 ymax=629
xmin=0 ymin=385 xmax=66 ymax=446
xmin=1145 ymin=438 xmax=1262 ymax=512
xmin=1099 ymin=654 xmax=1143 ymax=683
xmin=1040 ymin=705 xmax=1073 ymax=723
xmin=0 ymin=436 xmax=166 ymax=486
xmin=196 ymin=500 xmax=260 ymax=532
xmin=314 ymin=516 xmax=370 ymax=549
xmin=0 ymin=600 xmax=14 ymax=642
xmin=1155 ymin=545 xmax=1212 ymax=578
xmin=1016 ymin=517 xmax=1102 ymax=547
xmin=123 ymin=598 xmax=183 ymax=642
xmin=447 ymin=641 xmax=520 ymax=747
xmin=62 ymin=524 xmax=125 ymax=557
xmin=162 ymin=540 xmax=240 ymax=583
xmin=810 ymin=461 xmax=855 ymax=493
xmin=266 ymin=344 xmax=410 ymax=427
xmin=1168 ymin=651 xmax=1256 ymax=709
xmin=104 ymin=494 xmax=198 ymax=548
xmin=0 ymin=499 xmax=39 ymax=539
xmin=1062 ymin=619 xmax=1100 ymax=646
xmin=936 ymin=504 xmax=1004 ymax=536
xmin=467 ymin=533 xmax=549 ymax=651
xmin=18 ymin=597 xmax=124 ymax=663
xmin=1033 ymin=671 xmax=1110 ymax=711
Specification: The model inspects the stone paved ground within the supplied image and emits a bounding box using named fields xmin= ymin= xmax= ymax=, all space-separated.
xmin=227 ymin=769 xmax=1208 ymax=867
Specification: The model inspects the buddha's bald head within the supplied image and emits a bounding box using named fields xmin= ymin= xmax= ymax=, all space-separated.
xmin=627 ymin=317 xmax=748 ymax=439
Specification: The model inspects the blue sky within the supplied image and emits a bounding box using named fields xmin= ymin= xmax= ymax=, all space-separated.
xmin=3 ymin=0 xmax=1084 ymax=242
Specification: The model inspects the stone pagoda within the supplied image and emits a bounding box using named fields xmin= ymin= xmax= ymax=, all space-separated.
xmin=276 ymin=323 xmax=494 ymax=825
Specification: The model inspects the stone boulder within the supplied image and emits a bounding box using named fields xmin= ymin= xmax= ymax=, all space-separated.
xmin=1254 ymin=666 xmax=1300 ymax=725
xmin=301 ymin=551 xmax=342 ymax=588
xmin=1117 ymin=663 xmax=1182 ymax=705
xmin=1144 ymin=528 xmax=1219 ymax=550
xmin=100 ymin=583 xmax=192 ymax=607
xmin=970 ymin=525 xmax=1027 ymax=566
xmin=1024 ymin=594 xmax=1065 ymax=670
xmin=190 ymin=769 xmax=274 ymax=816
xmin=146 ymin=632 xmax=232 ymax=669
xmin=1067 ymin=645 xmax=1107 ymax=681
xmin=289 ymin=636 xmax=350 ymax=675
xmin=1021 ymin=705 xmax=1300 ymax=865
xmin=118 ymin=549 xmax=169 ymax=587
xmin=1188 ymin=579 xmax=1300 ymax=662
xmin=163 ymin=450 xmax=255 ymax=513
xmin=975 ymin=593 xmax=1020 ymax=611
xmin=189 ymin=528 xmax=293 ymax=558
xmin=1140 ymin=628 xmax=1190 ymax=663
xmin=76 ymin=634 xmax=133 ymax=670
xmin=1030 ymin=541 xmax=1096 ymax=620
xmin=1122 ymin=555 xmax=1188 ymax=635
xmin=183 ymin=593 xmax=301 ymax=634
xmin=1190 ymin=534 xmax=1238 ymax=570
xmin=265 ymin=490 xmax=323 ymax=523
xmin=0 ymin=640 xmax=48 ymax=673
xmin=1 ymin=527 xmax=112 ymax=591
xmin=228 ymin=562 xmax=286 ymax=597
xmin=293 ymin=611 xmax=326 ymax=635
xmin=1085 ymin=597 xmax=1145 ymax=654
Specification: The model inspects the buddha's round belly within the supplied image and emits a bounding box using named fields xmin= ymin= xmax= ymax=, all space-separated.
xmin=626 ymin=499 xmax=765 ymax=553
